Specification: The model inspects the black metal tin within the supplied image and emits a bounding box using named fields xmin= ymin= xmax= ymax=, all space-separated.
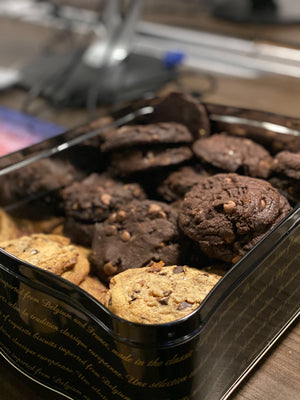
xmin=0 ymin=103 xmax=299 ymax=400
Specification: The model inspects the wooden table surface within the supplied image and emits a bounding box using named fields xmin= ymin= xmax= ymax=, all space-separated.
xmin=0 ymin=5 xmax=299 ymax=400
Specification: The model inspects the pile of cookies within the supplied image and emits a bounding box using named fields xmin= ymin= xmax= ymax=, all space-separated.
xmin=0 ymin=91 xmax=299 ymax=324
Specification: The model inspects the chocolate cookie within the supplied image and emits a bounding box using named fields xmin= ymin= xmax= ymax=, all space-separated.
xmin=193 ymin=133 xmax=273 ymax=178
xmin=101 ymin=122 xmax=193 ymax=152
xmin=271 ymin=151 xmax=300 ymax=180
xmin=269 ymin=151 xmax=300 ymax=204
xmin=108 ymin=146 xmax=193 ymax=177
xmin=63 ymin=217 xmax=96 ymax=247
xmin=0 ymin=157 xmax=83 ymax=206
xmin=107 ymin=261 xmax=221 ymax=324
xmin=90 ymin=200 xmax=180 ymax=282
xmin=157 ymin=165 xmax=210 ymax=202
xmin=150 ymin=91 xmax=211 ymax=138
xmin=178 ymin=173 xmax=292 ymax=263
xmin=62 ymin=173 xmax=146 ymax=222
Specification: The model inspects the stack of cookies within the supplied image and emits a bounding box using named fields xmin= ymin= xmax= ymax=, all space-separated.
xmin=0 ymin=91 xmax=298 ymax=324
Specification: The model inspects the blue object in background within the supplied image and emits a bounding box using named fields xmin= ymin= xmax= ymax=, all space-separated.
xmin=162 ymin=51 xmax=185 ymax=69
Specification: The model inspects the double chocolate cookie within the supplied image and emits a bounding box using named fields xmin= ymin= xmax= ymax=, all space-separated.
xmin=90 ymin=200 xmax=180 ymax=282
xmin=157 ymin=165 xmax=210 ymax=202
xmin=101 ymin=122 xmax=193 ymax=152
xmin=269 ymin=151 xmax=300 ymax=204
xmin=150 ymin=91 xmax=211 ymax=138
xmin=193 ymin=133 xmax=273 ymax=178
xmin=109 ymin=146 xmax=193 ymax=177
xmin=62 ymin=173 xmax=146 ymax=246
xmin=178 ymin=173 xmax=292 ymax=263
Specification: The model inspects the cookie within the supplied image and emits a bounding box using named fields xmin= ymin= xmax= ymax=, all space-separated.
xmin=62 ymin=173 xmax=146 ymax=222
xmin=0 ymin=234 xmax=79 ymax=275
xmin=157 ymin=165 xmax=210 ymax=202
xmin=150 ymin=91 xmax=210 ymax=138
xmin=63 ymin=217 xmax=96 ymax=247
xmin=101 ymin=122 xmax=193 ymax=152
xmin=108 ymin=146 xmax=193 ymax=177
xmin=61 ymin=246 xmax=90 ymax=285
xmin=269 ymin=176 xmax=300 ymax=205
xmin=193 ymin=133 xmax=273 ymax=178
xmin=0 ymin=209 xmax=19 ymax=242
xmin=90 ymin=200 xmax=180 ymax=282
xmin=178 ymin=173 xmax=292 ymax=263
xmin=271 ymin=151 xmax=300 ymax=180
xmin=79 ymin=275 xmax=109 ymax=305
xmin=0 ymin=157 xmax=83 ymax=206
xmin=107 ymin=261 xmax=221 ymax=324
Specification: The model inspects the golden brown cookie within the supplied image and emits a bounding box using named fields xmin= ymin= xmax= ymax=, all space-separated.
xmin=61 ymin=246 xmax=90 ymax=285
xmin=0 ymin=209 xmax=19 ymax=241
xmin=107 ymin=261 xmax=221 ymax=324
xmin=79 ymin=275 xmax=109 ymax=305
xmin=0 ymin=234 xmax=79 ymax=276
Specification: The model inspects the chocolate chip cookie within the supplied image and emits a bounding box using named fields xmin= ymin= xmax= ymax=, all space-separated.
xmin=0 ymin=209 xmax=19 ymax=241
xmin=101 ymin=122 xmax=193 ymax=152
xmin=90 ymin=200 xmax=180 ymax=282
xmin=0 ymin=234 xmax=90 ymax=283
xmin=193 ymin=133 xmax=273 ymax=178
xmin=178 ymin=173 xmax=292 ymax=263
xmin=79 ymin=275 xmax=109 ymax=305
xmin=107 ymin=261 xmax=221 ymax=324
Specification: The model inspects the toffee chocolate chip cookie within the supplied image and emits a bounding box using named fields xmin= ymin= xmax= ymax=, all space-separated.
xmin=107 ymin=261 xmax=221 ymax=324
xmin=79 ymin=275 xmax=109 ymax=305
xmin=157 ymin=165 xmax=210 ymax=202
xmin=0 ymin=209 xmax=19 ymax=241
xmin=108 ymin=146 xmax=193 ymax=177
xmin=0 ymin=234 xmax=89 ymax=283
xmin=178 ymin=173 xmax=292 ymax=263
xmin=101 ymin=122 xmax=193 ymax=152
xmin=193 ymin=133 xmax=273 ymax=178
xmin=62 ymin=173 xmax=146 ymax=222
xmin=150 ymin=91 xmax=211 ymax=138
xmin=90 ymin=200 xmax=180 ymax=282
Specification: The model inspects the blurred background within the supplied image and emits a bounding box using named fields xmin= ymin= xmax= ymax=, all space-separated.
xmin=0 ymin=0 xmax=300 ymax=130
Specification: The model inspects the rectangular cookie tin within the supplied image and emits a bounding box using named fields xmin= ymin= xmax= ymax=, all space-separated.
xmin=0 ymin=102 xmax=299 ymax=400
